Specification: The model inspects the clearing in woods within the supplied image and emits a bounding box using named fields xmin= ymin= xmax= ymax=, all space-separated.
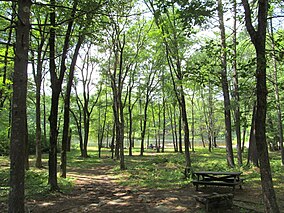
xmin=1 ymin=148 xmax=284 ymax=212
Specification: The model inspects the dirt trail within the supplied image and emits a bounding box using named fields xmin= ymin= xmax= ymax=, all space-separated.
xmin=25 ymin=165 xmax=265 ymax=213
xmin=26 ymin=165 xmax=195 ymax=212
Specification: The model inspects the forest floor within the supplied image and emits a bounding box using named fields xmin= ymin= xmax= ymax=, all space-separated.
xmin=23 ymin=162 xmax=282 ymax=213
xmin=1 ymin=149 xmax=284 ymax=213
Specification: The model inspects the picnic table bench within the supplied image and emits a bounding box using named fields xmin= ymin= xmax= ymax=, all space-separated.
xmin=192 ymin=171 xmax=243 ymax=191
xmin=194 ymin=193 xmax=234 ymax=212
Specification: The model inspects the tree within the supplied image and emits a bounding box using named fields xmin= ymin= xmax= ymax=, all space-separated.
xmin=145 ymin=0 xmax=192 ymax=168
xmin=217 ymin=0 xmax=234 ymax=168
xmin=139 ymin=67 xmax=159 ymax=156
xmin=269 ymin=18 xmax=284 ymax=166
xmin=231 ymin=0 xmax=242 ymax=166
xmin=73 ymin=44 xmax=101 ymax=158
xmin=124 ymin=18 xmax=149 ymax=156
xmin=102 ymin=0 xmax=139 ymax=169
xmin=97 ymin=89 xmax=108 ymax=158
xmin=9 ymin=0 xmax=31 ymax=211
xmin=30 ymin=5 xmax=49 ymax=169
xmin=48 ymin=0 xmax=80 ymax=190
xmin=61 ymin=33 xmax=84 ymax=177
xmin=48 ymin=0 xmax=60 ymax=191
xmin=241 ymin=0 xmax=280 ymax=212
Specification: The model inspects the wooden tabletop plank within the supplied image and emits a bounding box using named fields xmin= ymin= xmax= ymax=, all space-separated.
xmin=193 ymin=171 xmax=242 ymax=176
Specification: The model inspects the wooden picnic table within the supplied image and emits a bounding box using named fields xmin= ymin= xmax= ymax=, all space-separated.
xmin=192 ymin=171 xmax=243 ymax=191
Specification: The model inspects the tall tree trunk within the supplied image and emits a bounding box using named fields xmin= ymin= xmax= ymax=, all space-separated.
xmin=207 ymin=85 xmax=214 ymax=151
xmin=9 ymin=1 xmax=31 ymax=211
xmin=151 ymin=103 xmax=157 ymax=151
xmin=157 ymin=103 xmax=161 ymax=153
xmin=191 ymin=90 xmax=195 ymax=152
xmin=128 ymin=89 xmax=133 ymax=156
xmin=70 ymin=94 xmax=83 ymax=156
xmin=181 ymin=94 xmax=191 ymax=168
xmin=111 ymin=122 xmax=115 ymax=159
xmin=127 ymin=79 xmax=136 ymax=156
xmin=110 ymin=35 xmax=126 ymax=168
xmin=32 ymin=13 xmax=49 ymax=169
xmin=25 ymin=115 xmax=29 ymax=171
xmin=82 ymin=115 xmax=90 ymax=158
xmin=118 ymin=97 xmax=125 ymax=170
xmin=34 ymin=51 xmax=43 ymax=169
xmin=98 ymin=92 xmax=108 ymax=158
xmin=173 ymin=105 xmax=178 ymax=152
xmin=242 ymin=123 xmax=247 ymax=152
xmin=101 ymin=103 xmax=107 ymax=156
xmin=242 ymin=0 xmax=280 ymax=211
xmin=43 ymin=79 xmax=47 ymax=147
xmin=49 ymin=0 xmax=77 ymax=189
xmin=162 ymin=96 xmax=166 ymax=153
xmin=247 ymin=103 xmax=258 ymax=166
xmin=269 ymin=19 xmax=284 ymax=166
xmin=48 ymin=0 xmax=59 ymax=191
xmin=98 ymin=107 xmax=102 ymax=158
xmin=232 ymin=0 xmax=242 ymax=166
xmin=61 ymin=34 xmax=84 ymax=177
xmin=218 ymin=0 xmax=234 ymax=168
xmin=169 ymin=105 xmax=178 ymax=152
xmin=178 ymin=108 xmax=183 ymax=153
xmin=140 ymin=100 xmax=149 ymax=156
xmin=140 ymin=71 xmax=157 ymax=155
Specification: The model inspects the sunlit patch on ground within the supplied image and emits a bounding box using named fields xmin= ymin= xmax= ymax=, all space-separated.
xmin=39 ymin=201 xmax=55 ymax=207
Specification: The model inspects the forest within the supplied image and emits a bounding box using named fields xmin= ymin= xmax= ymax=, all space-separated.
xmin=1 ymin=0 xmax=284 ymax=212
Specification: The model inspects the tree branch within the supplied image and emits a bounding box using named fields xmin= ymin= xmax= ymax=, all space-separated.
xmin=241 ymin=0 xmax=257 ymax=45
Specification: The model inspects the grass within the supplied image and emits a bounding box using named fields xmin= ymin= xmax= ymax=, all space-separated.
xmin=0 ymin=146 xmax=284 ymax=206
xmin=115 ymin=152 xmax=187 ymax=189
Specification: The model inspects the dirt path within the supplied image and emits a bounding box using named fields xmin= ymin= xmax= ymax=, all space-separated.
xmin=24 ymin=164 xmax=268 ymax=213
xmin=26 ymin=165 xmax=197 ymax=212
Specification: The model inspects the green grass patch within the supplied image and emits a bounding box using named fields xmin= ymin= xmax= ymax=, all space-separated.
xmin=105 ymin=147 xmax=284 ymax=193
xmin=0 ymin=165 xmax=74 ymax=202
xmin=114 ymin=153 xmax=187 ymax=189
xmin=1 ymin=146 xmax=283 ymax=205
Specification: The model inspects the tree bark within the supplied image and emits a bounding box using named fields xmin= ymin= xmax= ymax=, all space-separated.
xmin=127 ymin=79 xmax=138 ymax=156
xmin=43 ymin=80 xmax=48 ymax=148
xmin=242 ymin=0 xmax=280 ymax=212
xmin=48 ymin=0 xmax=60 ymax=191
xmin=140 ymin=71 xmax=157 ymax=156
xmin=190 ymin=89 xmax=195 ymax=152
xmin=178 ymin=108 xmax=183 ymax=153
xmin=269 ymin=19 xmax=284 ymax=166
xmin=61 ymin=33 xmax=84 ymax=177
xmin=9 ymin=0 xmax=31 ymax=212
xmin=217 ymin=0 xmax=234 ymax=168
xmin=31 ymin=13 xmax=49 ymax=169
xmin=232 ymin=0 xmax=242 ymax=166
xmin=34 ymin=48 xmax=43 ymax=169
xmin=70 ymin=90 xmax=83 ymax=156
xmin=169 ymin=105 xmax=178 ymax=152
xmin=247 ymin=103 xmax=258 ymax=166
xmin=162 ymin=92 xmax=166 ymax=152
xmin=109 ymin=31 xmax=126 ymax=169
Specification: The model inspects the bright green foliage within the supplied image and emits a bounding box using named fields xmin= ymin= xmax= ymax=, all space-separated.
xmin=176 ymin=0 xmax=215 ymax=30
